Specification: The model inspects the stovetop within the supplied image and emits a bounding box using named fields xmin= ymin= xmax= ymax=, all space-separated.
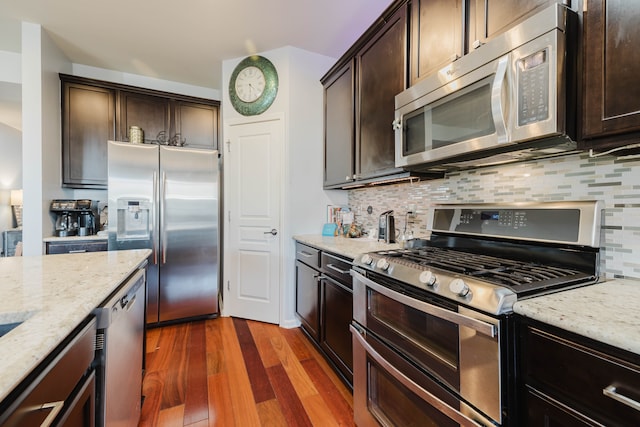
xmin=354 ymin=201 xmax=604 ymax=315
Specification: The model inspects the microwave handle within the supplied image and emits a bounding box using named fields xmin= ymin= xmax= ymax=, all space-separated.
xmin=491 ymin=55 xmax=509 ymax=144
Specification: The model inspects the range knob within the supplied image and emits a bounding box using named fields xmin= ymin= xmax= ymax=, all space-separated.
xmin=449 ymin=278 xmax=470 ymax=297
xmin=418 ymin=270 xmax=437 ymax=286
xmin=376 ymin=258 xmax=390 ymax=271
xmin=361 ymin=254 xmax=373 ymax=265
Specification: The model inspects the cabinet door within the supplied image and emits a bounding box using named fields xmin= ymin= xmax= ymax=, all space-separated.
xmin=62 ymin=80 xmax=115 ymax=188
xmin=410 ymin=0 xmax=463 ymax=85
xmin=468 ymin=0 xmax=554 ymax=50
xmin=323 ymin=61 xmax=355 ymax=188
xmin=356 ymin=4 xmax=407 ymax=181
xmin=119 ymin=91 xmax=170 ymax=143
xmin=321 ymin=277 xmax=353 ymax=384
xmin=582 ymin=0 xmax=640 ymax=143
xmin=295 ymin=261 xmax=320 ymax=341
xmin=173 ymin=100 xmax=219 ymax=149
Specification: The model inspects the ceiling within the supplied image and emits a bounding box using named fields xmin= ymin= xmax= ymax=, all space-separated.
xmin=1 ymin=0 xmax=393 ymax=90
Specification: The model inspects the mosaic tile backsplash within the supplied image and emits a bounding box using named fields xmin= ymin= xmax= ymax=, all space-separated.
xmin=348 ymin=152 xmax=640 ymax=280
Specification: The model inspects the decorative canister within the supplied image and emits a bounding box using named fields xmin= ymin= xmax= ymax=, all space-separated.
xmin=128 ymin=126 xmax=144 ymax=144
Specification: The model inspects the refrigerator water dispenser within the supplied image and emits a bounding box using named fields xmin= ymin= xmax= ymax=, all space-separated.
xmin=117 ymin=199 xmax=151 ymax=240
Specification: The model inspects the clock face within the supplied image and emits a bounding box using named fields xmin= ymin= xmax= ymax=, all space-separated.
xmin=229 ymin=55 xmax=278 ymax=116
xmin=234 ymin=66 xmax=266 ymax=102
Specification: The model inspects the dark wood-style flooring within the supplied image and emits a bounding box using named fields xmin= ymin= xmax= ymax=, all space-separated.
xmin=139 ymin=317 xmax=354 ymax=426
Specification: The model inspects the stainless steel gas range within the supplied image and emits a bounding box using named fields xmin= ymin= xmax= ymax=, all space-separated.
xmin=350 ymin=201 xmax=603 ymax=426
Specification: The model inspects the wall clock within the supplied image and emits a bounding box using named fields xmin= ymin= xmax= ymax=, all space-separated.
xmin=229 ymin=55 xmax=279 ymax=116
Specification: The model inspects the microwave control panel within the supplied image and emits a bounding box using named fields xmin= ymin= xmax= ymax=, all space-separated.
xmin=517 ymin=48 xmax=550 ymax=126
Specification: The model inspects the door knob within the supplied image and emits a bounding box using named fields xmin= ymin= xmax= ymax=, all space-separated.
xmin=264 ymin=228 xmax=278 ymax=236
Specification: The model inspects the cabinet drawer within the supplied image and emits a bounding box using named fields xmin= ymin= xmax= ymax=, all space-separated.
xmin=523 ymin=326 xmax=640 ymax=425
xmin=295 ymin=243 xmax=320 ymax=268
xmin=0 ymin=318 xmax=96 ymax=425
xmin=46 ymin=240 xmax=108 ymax=254
xmin=321 ymin=252 xmax=352 ymax=288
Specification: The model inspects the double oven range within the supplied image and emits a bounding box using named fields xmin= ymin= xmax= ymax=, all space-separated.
xmin=351 ymin=201 xmax=603 ymax=426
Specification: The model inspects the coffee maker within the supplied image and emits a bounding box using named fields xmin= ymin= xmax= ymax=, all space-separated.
xmin=50 ymin=200 xmax=96 ymax=237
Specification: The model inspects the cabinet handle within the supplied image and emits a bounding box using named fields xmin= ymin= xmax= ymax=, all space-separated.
xmin=603 ymin=385 xmax=640 ymax=412
xmin=296 ymin=250 xmax=314 ymax=258
xmin=68 ymin=249 xmax=87 ymax=253
xmin=326 ymin=263 xmax=350 ymax=275
xmin=21 ymin=400 xmax=65 ymax=427
xmin=392 ymin=118 xmax=402 ymax=130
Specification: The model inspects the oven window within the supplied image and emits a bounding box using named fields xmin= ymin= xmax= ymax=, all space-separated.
xmin=368 ymin=359 xmax=458 ymax=427
xmin=367 ymin=289 xmax=460 ymax=389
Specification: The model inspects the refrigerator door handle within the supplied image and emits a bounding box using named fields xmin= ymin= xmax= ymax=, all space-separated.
xmin=152 ymin=171 xmax=158 ymax=265
xmin=161 ymin=171 xmax=167 ymax=265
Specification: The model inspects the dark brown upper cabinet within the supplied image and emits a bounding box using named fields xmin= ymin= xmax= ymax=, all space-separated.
xmin=60 ymin=74 xmax=220 ymax=189
xmin=410 ymin=0 xmax=463 ymax=85
xmin=61 ymin=77 xmax=115 ymax=189
xmin=322 ymin=3 xmax=408 ymax=189
xmin=323 ymin=61 xmax=355 ymax=188
xmin=356 ymin=4 xmax=407 ymax=182
xmin=581 ymin=0 xmax=640 ymax=151
xmin=173 ymin=101 xmax=219 ymax=150
xmin=468 ymin=0 xmax=557 ymax=51
xmin=119 ymin=91 xmax=170 ymax=143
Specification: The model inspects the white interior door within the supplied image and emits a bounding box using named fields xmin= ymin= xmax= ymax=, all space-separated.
xmin=225 ymin=117 xmax=282 ymax=324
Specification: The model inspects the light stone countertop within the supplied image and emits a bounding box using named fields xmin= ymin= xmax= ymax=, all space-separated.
xmin=0 ymin=249 xmax=151 ymax=403
xmin=514 ymin=278 xmax=640 ymax=355
xmin=293 ymin=234 xmax=403 ymax=260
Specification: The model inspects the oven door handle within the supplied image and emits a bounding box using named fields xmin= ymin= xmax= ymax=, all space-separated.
xmin=351 ymin=325 xmax=484 ymax=427
xmin=354 ymin=270 xmax=496 ymax=338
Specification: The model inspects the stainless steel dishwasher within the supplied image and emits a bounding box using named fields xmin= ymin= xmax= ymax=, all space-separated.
xmin=93 ymin=267 xmax=146 ymax=427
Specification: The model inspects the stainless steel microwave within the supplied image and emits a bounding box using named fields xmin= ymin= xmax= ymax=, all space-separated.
xmin=394 ymin=4 xmax=578 ymax=172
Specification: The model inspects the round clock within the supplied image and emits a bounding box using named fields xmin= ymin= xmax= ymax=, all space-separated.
xmin=229 ymin=55 xmax=278 ymax=116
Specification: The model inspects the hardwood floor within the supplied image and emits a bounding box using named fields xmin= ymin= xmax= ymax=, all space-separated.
xmin=139 ymin=317 xmax=354 ymax=427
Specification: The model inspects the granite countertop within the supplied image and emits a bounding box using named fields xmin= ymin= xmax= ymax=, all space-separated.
xmin=0 ymin=249 xmax=151 ymax=403
xmin=514 ymin=278 xmax=640 ymax=355
xmin=293 ymin=234 xmax=403 ymax=260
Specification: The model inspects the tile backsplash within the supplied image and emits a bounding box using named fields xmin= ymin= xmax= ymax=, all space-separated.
xmin=348 ymin=152 xmax=640 ymax=280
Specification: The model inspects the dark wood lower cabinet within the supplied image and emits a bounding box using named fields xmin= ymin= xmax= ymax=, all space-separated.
xmin=320 ymin=276 xmax=353 ymax=384
xmin=45 ymin=239 xmax=108 ymax=254
xmin=295 ymin=260 xmax=320 ymax=341
xmin=295 ymin=243 xmax=353 ymax=388
xmin=518 ymin=316 xmax=640 ymax=426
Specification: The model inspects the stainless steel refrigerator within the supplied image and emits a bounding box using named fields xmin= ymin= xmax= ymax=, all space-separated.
xmin=107 ymin=140 xmax=219 ymax=324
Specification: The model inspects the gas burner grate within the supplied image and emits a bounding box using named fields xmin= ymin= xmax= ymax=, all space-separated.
xmin=389 ymin=247 xmax=588 ymax=290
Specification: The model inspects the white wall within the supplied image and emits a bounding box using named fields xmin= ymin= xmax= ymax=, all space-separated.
xmin=222 ymin=46 xmax=347 ymax=327
xmin=72 ymin=64 xmax=220 ymax=101
xmin=21 ymin=22 xmax=73 ymax=255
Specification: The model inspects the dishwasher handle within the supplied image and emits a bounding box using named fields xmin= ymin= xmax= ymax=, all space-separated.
xmin=94 ymin=268 xmax=145 ymax=329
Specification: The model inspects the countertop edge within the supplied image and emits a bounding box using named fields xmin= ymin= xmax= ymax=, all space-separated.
xmin=513 ymin=278 xmax=640 ymax=355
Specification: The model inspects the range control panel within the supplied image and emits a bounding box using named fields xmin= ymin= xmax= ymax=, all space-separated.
xmin=433 ymin=206 xmax=581 ymax=242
